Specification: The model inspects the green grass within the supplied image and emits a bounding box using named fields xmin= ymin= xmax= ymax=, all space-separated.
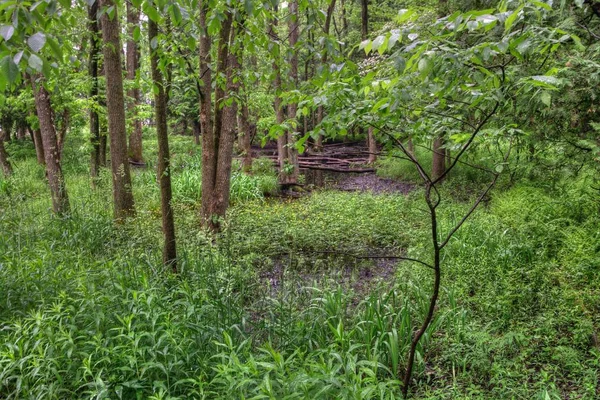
xmin=0 ymin=132 xmax=598 ymax=399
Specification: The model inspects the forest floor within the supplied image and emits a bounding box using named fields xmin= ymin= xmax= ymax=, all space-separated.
xmin=1 ymin=135 xmax=599 ymax=399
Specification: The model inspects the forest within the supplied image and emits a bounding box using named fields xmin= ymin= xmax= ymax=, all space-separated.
xmin=0 ymin=0 xmax=599 ymax=398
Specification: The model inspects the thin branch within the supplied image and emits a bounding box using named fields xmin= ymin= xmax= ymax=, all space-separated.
xmin=439 ymin=139 xmax=512 ymax=249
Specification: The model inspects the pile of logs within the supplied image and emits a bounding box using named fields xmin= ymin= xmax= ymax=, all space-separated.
xmin=253 ymin=142 xmax=375 ymax=173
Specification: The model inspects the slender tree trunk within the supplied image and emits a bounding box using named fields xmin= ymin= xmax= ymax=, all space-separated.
xmin=200 ymin=10 xmax=239 ymax=230
xmin=127 ymin=2 xmax=144 ymax=163
xmin=368 ymin=126 xmax=377 ymax=163
xmin=33 ymin=128 xmax=45 ymax=165
xmin=199 ymin=0 xmax=214 ymax=225
xmin=402 ymin=185 xmax=441 ymax=398
xmin=30 ymin=110 xmax=45 ymax=165
xmin=192 ymin=118 xmax=200 ymax=145
xmin=315 ymin=0 xmax=337 ymax=152
xmin=269 ymin=6 xmax=287 ymax=174
xmin=360 ymin=0 xmax=376 ymax=164
xmin=432 ymin=136 xmax=446 ymax=180
xmin=149 ymin=18 xmax=177 ymax=270
xmin=89 ymin=0 xmax=101 ymax=185
xmin=0 ymin=138 xmax=11 ymax=176
xmin=100 ymin=0 xmax=136 ymax=220
xmin=285 ymin=0 xmax=300 ymax=184
xmin=30 ymin=75 xmax=70 ymax=215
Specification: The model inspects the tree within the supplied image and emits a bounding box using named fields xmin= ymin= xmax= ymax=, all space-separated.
xmin=99 ymin=0 xmax=136 ymax=220
xmin=88 ymin=1 xmax=101 ymax=186
xmin=148 ymin=14 xmax=177 ymax=270
xmin=199 ymin=5 xmax=241 ymax=231
xmin=359 ymin=0 xmax=377 ymax=164
xmin=30 ymin=75 xmax=70 ymax=215
xmin=127 ymin=1 xmax=143 ymax=164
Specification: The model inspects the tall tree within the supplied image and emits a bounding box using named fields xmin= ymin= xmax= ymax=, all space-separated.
xmin=100 ymin=0 xmax=136 ymax=220
xmin=88 ymin=2 xmax=101 ymax=186
xmin=127 ymin=2 xmax=143 ymax=164
xmin=148 ymin=17 xmax=177 ymax=270
xmin=30 ymin=75 xmax=70 ymax=215
xmin=360 ymin=0 xmax=377 ymax=163
xmin=285 ymin=0 xmax=300 ymax=184
xmin=199 ymin=7 xmax=241 ymax=230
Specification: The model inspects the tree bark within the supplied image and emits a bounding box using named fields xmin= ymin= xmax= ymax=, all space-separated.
xmin=0 ymin=138 xmax=11 ymax=176
xmin=33 ymin=127 xmax=45 ymax=165
xmin=30 ymin=75 xmax=70 ymax=215
xmin=199 ymin=0 xmax=214 ymax=225
xmin=199 ymin=9 xmax=240 ymax=230
xmin=360 ymin=0 xmax=376 ymax=164
xmin=149 ymin=18 xmax=177 ymax=271
xmin=89 ymin=2 xmax=101 ymax=185
xmin=100 ymin=0 xmax=136 ymax=220
xmin=285 ymin=0 xmax=300 ymax=184
xmin=127 ymin=2 xmax=144 ymax=163
xmin=192 ymin=117 xmax=200 ymax=145
xmin=432 ymin=136 xmax=446 ymax=180
xmin=367 ymin=126 xmax=377 ymax=163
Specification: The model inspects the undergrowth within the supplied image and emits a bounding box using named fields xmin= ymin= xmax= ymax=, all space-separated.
xmin=0 ymin=134 xmax=598 ymax=399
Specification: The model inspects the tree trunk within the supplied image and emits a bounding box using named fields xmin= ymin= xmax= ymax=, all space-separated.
xmin=368 ymin=126 xmax=377 ymax=163
xmin=100 ymin=0 xmax=136 ymax=220
xmin=127 ymin=2 xmax=144 ymax=163
xmin=360 ymin=0 xmax=369 ymax=41
xmin=360 ymin=0 xmax=376 ymax=163
xmin=192 ymin=117 xmax=200 ymax=145
xmin=199 ymin=0 xmax=214 ymax=225
xmin=199 ymin=10 xmax=239 ymax=230
xmin=0 ymin=138 xmax=11 ymax=176
xmin=33 ymin=127 xmax=45 ymax=165
xmin=432 ymin=136 xmax=446 ymax=180
xmin=314 ymin=0 xmax=337 ymax=152
xmin=285 ymin=0 xmax=300 ymax=185
xmin=89 ymin=2 xmax=101 ymax=185
xmin=30 ymin=75 xmax=70 ymax=216
xmin=149 ymin=18 xmax=177 ymax=270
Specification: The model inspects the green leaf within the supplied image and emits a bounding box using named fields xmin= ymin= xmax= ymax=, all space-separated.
xmin=144 ymin=3 xmax=160 ymax=23
xmin=504 ymin=5 xmax=523 ymax=32
xmin=133 ymin=26 xmax=141 ymax=41
xmin=46 ymin=36 xmax=63 ymax=60
xmin=0 ymin=25 xmax=14 ymax=41
xmin=28 ymin=32 xmax=46 ymax=53
xmin=540 ymin=91 xmax=551 ymax=106
xmin=0 ymin=55 xmax=19 ymax=84
xmin=28 ymin=53 xmax=43 ymax=71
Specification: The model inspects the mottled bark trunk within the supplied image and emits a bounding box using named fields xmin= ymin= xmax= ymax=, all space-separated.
xmin=432 ymin=136 xmax=446 ymax=181
xmin=31 ymin=75 xmax=70 ymax=215
xmin=199 ymin=0 xmax=214 ymax=224
xmin=127 ymin=2 xmax=143 ymax=163
xmin=100 ymin=0 xmax=136 ymax=220
xmin=200 ymin=10 xmax=239 ymax=231
xmin=0 ymin=138 xmax=11 ymax=176
xmin=149 ymin=18 xmax=177 ymax=270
